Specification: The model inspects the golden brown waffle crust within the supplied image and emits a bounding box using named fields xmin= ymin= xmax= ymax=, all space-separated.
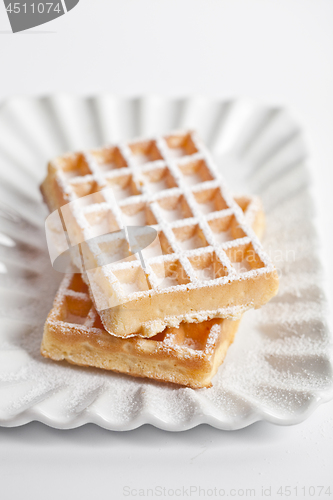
xmin=41 ymin=192 xmax=265 ymax=389
xmin=41 ymin=131 xmax=278 ymax=337
xmin=97 ymin=196 xmax=269 ymax=336
xmin=42 ymin=169 xmax=271 ymax=338
xmin=41 ymin=275 xmax=240 ymax=389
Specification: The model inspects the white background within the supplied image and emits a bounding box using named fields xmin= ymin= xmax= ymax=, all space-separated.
xmin=0 ymin=1 xmax=333 ymax=499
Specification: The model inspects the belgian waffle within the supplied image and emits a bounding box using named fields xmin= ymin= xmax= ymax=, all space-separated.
xmin=41 ymin=195 xmax=264 ymax=389
xmin=41 ymin=131 xmax=278 ymax=337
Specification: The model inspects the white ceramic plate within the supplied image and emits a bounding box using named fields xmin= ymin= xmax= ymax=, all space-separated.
xmin=0 ymin=95 xmax=332 ymax=431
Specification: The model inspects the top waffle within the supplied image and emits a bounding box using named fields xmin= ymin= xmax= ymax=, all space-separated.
xmin=41 ymin=130 xmax=279 ymax=338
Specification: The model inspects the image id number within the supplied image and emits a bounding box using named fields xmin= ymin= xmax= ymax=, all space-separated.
xmin=277 ymin=486 xmax=332 ymax=497
xmin=6 ymin=3 xmax=62 ymax=14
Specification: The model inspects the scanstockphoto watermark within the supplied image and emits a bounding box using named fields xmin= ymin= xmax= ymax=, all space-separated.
xmin=123 ymin=485 xmax=333 ymax=497
xmin=181 ymin=246 xmax=296 ymax=281
xmin=123 ymin=485 xmax=257 ymax=497
xmin=261 ymin=245 xmax=296 ymax=280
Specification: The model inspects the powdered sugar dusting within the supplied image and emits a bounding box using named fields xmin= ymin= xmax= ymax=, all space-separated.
xmin=47 ymin=131 xmax=275 ymax=320
xmin=0 ymin=97 xmax=332 ymax=430
xmin=0 ymin=186 xmax=331 ymax=426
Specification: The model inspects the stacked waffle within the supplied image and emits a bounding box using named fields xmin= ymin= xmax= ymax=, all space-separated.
xmin=40 ymin=131 xmax=278 ymax=388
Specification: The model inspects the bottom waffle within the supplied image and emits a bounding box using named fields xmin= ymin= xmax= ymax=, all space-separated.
xmin=41 ymin=273 xmax=240 ymax=388
xmin=41 ymin=195 xmax=264 ymax=389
